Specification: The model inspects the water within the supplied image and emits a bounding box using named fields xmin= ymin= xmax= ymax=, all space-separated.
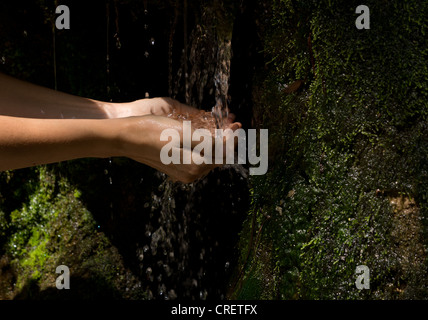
xmin=167 ymin=108 xmax=217 ymax=134
xmin=168 ymin=2 xmax=232 ymax=124
xmin=101 ymin=1 xmax=248 ymax=300
xmin=137 ymin=167 xmax=248 ymax=300
xmin=212 ymin=38 xmax=232 ymax=130
xmin=135 ymin=3 xmax=248 ymax=300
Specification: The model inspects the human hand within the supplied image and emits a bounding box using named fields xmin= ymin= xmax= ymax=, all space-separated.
xmin=113 ymin=114 xmax=242 ymax=183
xmin=110 ymin=97 xmax=236 ymax=126
xmin=110 ymin=97 xmax=200 ymax=118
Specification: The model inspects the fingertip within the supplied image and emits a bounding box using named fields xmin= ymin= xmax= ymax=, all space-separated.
xmin=228 ymin=124 xmax=237 ymax=131
xmin=231 ymin=122 xmax=242 ymax=130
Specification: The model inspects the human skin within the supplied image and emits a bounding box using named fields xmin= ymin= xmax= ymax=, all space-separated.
xmin=0 ymin=73 xmax=241 ymax=183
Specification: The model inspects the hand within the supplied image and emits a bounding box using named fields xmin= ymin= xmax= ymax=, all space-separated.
xmin=111 ymin=97 xmax=237 ymax=127
xmin=114 ymin=114 xmax=242 ymax=183
xmin=110 ymin=97 xmax=201 ymax=118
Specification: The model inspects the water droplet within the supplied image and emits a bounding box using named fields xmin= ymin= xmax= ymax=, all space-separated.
xmin=192 ymin=279 xmax=198 ymax=287
xmin=150 ymin=37 xmax=155 ymax=46
xmin=168 ymin=289 xmax=177 ymax=300
xmin=199 ymin=290 xmax=208 ymax=300
xmin=164 ymin=264 xmax=172 ymax=276
xmin=114 ymin=33 xmax=121 ymax=49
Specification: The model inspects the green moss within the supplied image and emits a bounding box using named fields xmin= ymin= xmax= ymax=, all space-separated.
xmin=0 ymin=165 xmax=146 ymax=299
xmin=237 ymin=271 xmax=262 ymax=300
xmin=21 ymin=237 xmax=49 ymax=282
xmin=234 ymin=0 xmax=428 ymax=300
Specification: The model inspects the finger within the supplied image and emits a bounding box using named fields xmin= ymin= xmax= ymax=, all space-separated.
xmin=169 ymin=99 xmax=203 ymax=116
xmin=151 ymin=97 xmax=199 ymax=117
xmin=146 ymin=98 xmax=174 ymax=115
xmin=227 ymin=122 xmax=242 ymax=131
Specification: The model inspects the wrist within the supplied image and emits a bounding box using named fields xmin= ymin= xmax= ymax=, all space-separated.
xmin=96 ymin=101 xmax=118 ymax=119
xmin=109 ymin=115 xmax=167 ymax=163
xmin=94 ymin=118 xmax=127 ymax=157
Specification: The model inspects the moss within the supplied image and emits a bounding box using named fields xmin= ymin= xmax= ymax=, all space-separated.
xmin=0 ymin=166 xmax=146 ymax=299
xmin=236 ymin=270 xmax=262 ymax=300
xmin=233 ymin=0 xmax=428 ymax=299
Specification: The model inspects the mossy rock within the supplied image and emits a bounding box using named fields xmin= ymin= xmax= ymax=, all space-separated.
xmin=232 ymin=0 xmax=428 ymax=300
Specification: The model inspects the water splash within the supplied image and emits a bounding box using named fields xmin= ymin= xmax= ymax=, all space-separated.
xmin=167 ymin=108 xmax=217 ymax=134
xmin=168 ymin=2 xmax=233 ymax=127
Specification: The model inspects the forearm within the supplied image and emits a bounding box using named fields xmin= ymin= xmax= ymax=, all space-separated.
xmin=0 ymin=115 xmax=119 ymax=170
xmin=0 ymin=73 xmax=200 ymax=120
xmin=0 ymin=72 xmax=115 ymax=119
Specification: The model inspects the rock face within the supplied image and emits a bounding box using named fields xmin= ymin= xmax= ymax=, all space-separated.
xmin=230 ymin=0 xmax=428 ymax=300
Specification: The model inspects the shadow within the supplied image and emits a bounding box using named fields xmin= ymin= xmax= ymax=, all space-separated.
xmin=13 ymin=275 xmax=122 ymax=300
xmin=54 ymin=157 xmax=250 ymax=300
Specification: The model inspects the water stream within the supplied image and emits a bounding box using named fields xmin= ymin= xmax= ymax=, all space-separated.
xmin=212 ymin=38 xmax=231 ymax=130
xmin=139 ymin=1 xmax=247 ymax=300
xmin=100 ymin=1 xmax=248 ymax=300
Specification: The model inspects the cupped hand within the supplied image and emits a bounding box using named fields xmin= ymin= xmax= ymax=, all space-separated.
xmin=111 ymin=97 xmax=194 ymax=117
xmin=114 ymin=114 xmax=242 ymax=183
xmin=112 ymin=97 xmax=236 ymax=126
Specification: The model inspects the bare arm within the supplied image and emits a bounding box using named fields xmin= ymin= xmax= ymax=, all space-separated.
xmin=0 ymin=72 xmax=204 ymax=119
xmin=0 ymin=114 xmax=240 ymax=183
xmin=0 ymin=73 xmax=241 ymax=183
xmin=0 ymin=115 xmax=117 ymax=170
xmin=0 ymin=72 xmax=114 ymax=119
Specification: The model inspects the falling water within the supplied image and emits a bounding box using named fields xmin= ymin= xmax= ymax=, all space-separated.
xmin=212 ymin=39 xmax=232 ymax=130
xmin=167 ymin=2 xmax=233 ymax=131
xmin=132 ymin=2 xmax=249 ymax=300
xmin=105 ymin=0 xmax=123 ymax=223
xmin=95 ymin=1 xmax=248 ymax=300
